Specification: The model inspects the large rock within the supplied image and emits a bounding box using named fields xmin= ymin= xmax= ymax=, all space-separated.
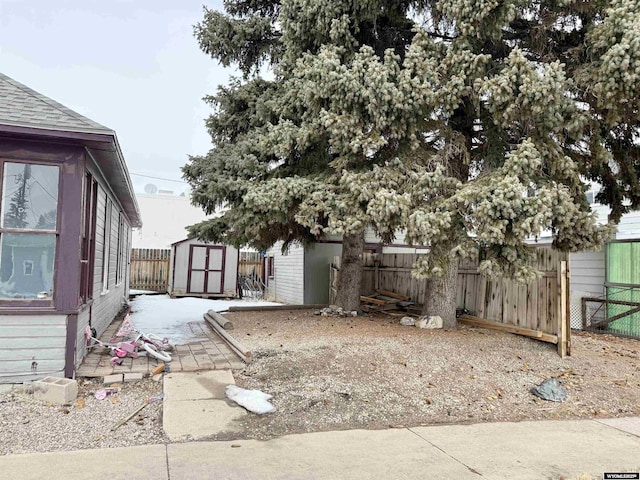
xmin=400 ymin=316 xmax=415 ymax=326
xmin=530 ymin=378 xmax=567 ymax=402
xmin=415 ymin=315 xmax=443 ymax=329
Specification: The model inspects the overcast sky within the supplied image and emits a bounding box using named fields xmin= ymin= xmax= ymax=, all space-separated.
xmin=0 ymin=0 xmax=232 ymax=194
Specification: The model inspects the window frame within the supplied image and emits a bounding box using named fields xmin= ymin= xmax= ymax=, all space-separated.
xmin=267 ymin=256 xmax=274 ymax=278
xmin=0 ymin=158 xmax=61 ymax=307
xmin=80 ymin=173 xmax=98 ymax=305
xmin=115 ymin=212 xmax=125 ymax=286
xmin=101 ymin=198 xmax=112 ymax=294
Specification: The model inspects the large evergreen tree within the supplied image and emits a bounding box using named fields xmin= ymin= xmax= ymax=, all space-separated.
xmin=185 ymin=0 xmax=639 ymax=322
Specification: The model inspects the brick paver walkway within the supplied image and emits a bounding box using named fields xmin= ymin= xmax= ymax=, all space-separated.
xmin=77 ymin=320 xmax=245 ymax=378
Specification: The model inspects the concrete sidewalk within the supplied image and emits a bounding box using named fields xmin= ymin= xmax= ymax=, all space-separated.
xmin=1 ymin=418 xmax=639 ymax=480
xmin=163 ymin=370 xmax=246 ymax=441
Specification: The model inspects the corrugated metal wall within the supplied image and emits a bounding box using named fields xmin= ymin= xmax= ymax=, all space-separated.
xmin=606 ymin=241 xmax=640 ymax=336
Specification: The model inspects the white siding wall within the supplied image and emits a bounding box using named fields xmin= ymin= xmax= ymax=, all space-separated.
xmin=327 ymin=227 xmax=410 ymax=247
xmin=569 ymin=250 xmax=606 ymax=329
xmin=74 ymin=176 xmax=130 ymax=367
xmin=75 ymin=307 xmax=90 ymax=368
xmin=169 ymin=241 xmax=190 ymax=294
xmin=0 ymin=315 xmax=67 ymax=383
xmin=90 ymin=185 xmax=127 ymax=336
xmin=222 ymin=246 xmax=239 ymax=297
xmin=265 ymin=242 xmax=305 ymax=304
xmin=615 ymin=211 xmax=640 ymax=239
xmin=569 ymin=251 xmax=606 ymax=298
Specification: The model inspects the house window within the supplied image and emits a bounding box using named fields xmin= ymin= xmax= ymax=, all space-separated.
xmin=585 ymin=188 xmax=600 ymax=205
xmin=23 ymin=261 xmax=33 ymax=276
xmin=102 ymin=199 xmax=112 ymax=293
xmin=267 ymin=256 xmax=274 ymax=278
xmin=0 ymin=162 xmax=59 ymax=300
xmin=80 ymin=173 xmax=97 ymax=304
xmin=116 ymin=213 xmax=125 ymax=285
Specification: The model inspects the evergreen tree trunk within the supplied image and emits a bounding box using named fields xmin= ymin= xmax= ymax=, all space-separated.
xmin=420 ymin=102 xmax=469 ymax=327
xmin=335 ymin=230 xmax=365 ymax=311
xmin=421 ymin=259 xmax=458 ymax=327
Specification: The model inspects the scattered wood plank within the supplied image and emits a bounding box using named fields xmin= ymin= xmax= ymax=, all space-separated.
xmin=112 ymin=402 xmax=148 ymax=431
xmin=362 ymin=303 xmax=401 ymax=313
xmin=459 ymin=314 xmax=558 ymax=344
xmin=204 ymin=314 xmax=252 ymax=363
xmin=205 ymin=310 xmax=234 ymax=330
xmin=227 ymin=304 xmax=328 ymax=312
xmin=375 ymin=295 xmax=400 ymax=303
xmin=375 ymin=290 xmax=410 ymax=301
xmin=360 ymin=295 xmax=387 ymax=306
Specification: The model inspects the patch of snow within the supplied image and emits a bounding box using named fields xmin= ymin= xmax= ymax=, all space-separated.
xmin=129 ymin=289 xmax=159 ymax=295
xmin=127 ymin=294 xmax=281 ymax=345
xmin=226 ymin=385 xmax=276 ymax=414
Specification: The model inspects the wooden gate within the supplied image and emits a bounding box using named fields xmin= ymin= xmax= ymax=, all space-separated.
xmin=130 ymin=248 xmax=170 ymax=292
xmin=330 ymin=247 xmax=570 ymax=357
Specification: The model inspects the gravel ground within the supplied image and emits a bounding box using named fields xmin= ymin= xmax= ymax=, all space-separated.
xmin=0 ymin=377 xmax=167 ymax=455
xmin=2 ymin=309 xmax=638 ymax=454
xmin=221 ymin=310 xmax=640 ymax=441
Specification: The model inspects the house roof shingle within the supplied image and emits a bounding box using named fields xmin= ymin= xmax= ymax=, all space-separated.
xmin=0 ymin=72 xmax=142 ymax=227
xmin=0 ymin=72 xmax=111 ymax=133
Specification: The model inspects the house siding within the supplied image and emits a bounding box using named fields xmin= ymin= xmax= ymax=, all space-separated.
xmin=73 ymin=162 xmax=131 ymax=368
xmin=169 ymin=240 xmax=191 ymax=295
xmin=569 ymin=251 xmax=606 ymax=299
xmin=75 ymin=307 xmax=91 ymax=368
xmin=266 ymin=242 xmax=305 ymax=304
xmin=0 ymin=315 xmax=67 ymax=382
xmin=0 ymin=140 xmax=84 ymax=382
xmin=0 ymin=75 xmax=141 ymax=381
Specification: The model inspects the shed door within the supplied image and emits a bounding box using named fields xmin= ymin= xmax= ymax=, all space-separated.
xmin=187 ymin=245 xmax=226 ymax=294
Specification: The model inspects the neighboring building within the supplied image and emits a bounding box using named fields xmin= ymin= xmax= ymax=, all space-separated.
xmin=132 ymin=192 xmax=211 ymax=249
xmin=532 ymin=186 xmax=640 ymax=292
xmin=528 ymin=185 xmax=640 ymax=329
xmin=264 ymin=230 xmax=427 ymax=305
xmin=265 ymin=186 xmax=640 ymax=314
xmin=168 ymin=238 xmax=239 ymax=298
xmin=0 ymin=73 xmax=142 ymax=383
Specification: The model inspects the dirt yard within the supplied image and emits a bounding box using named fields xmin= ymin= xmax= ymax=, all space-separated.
xmin=219 ymin=309 xmax=640 ymax=440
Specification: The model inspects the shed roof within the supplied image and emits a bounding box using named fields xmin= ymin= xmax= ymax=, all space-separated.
xmin=0 ymin=73 xmax=142 ymax=227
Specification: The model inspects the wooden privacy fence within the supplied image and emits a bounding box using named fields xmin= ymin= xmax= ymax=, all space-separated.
xmin=239 ymin=251 xmax=264 ymax=279
xmin=130 ymin=248 xmax=171 ymax=292
xmin=330 ymin=247 xmax=570 ymax=357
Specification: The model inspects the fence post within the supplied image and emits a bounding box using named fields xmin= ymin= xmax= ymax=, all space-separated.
xmin=557 ymin=260 xmax=568 ymax=358
xmin=565 ymin=260 xmax=571 ymax=356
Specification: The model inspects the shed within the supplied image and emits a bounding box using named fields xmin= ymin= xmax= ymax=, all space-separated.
xmin=0 ymin=73 xmax=142 ymax=383
xmin=264 ymin=232 xmax=427 ymax=305
xmin=168 ymin=238 xmax=239 ymax=298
